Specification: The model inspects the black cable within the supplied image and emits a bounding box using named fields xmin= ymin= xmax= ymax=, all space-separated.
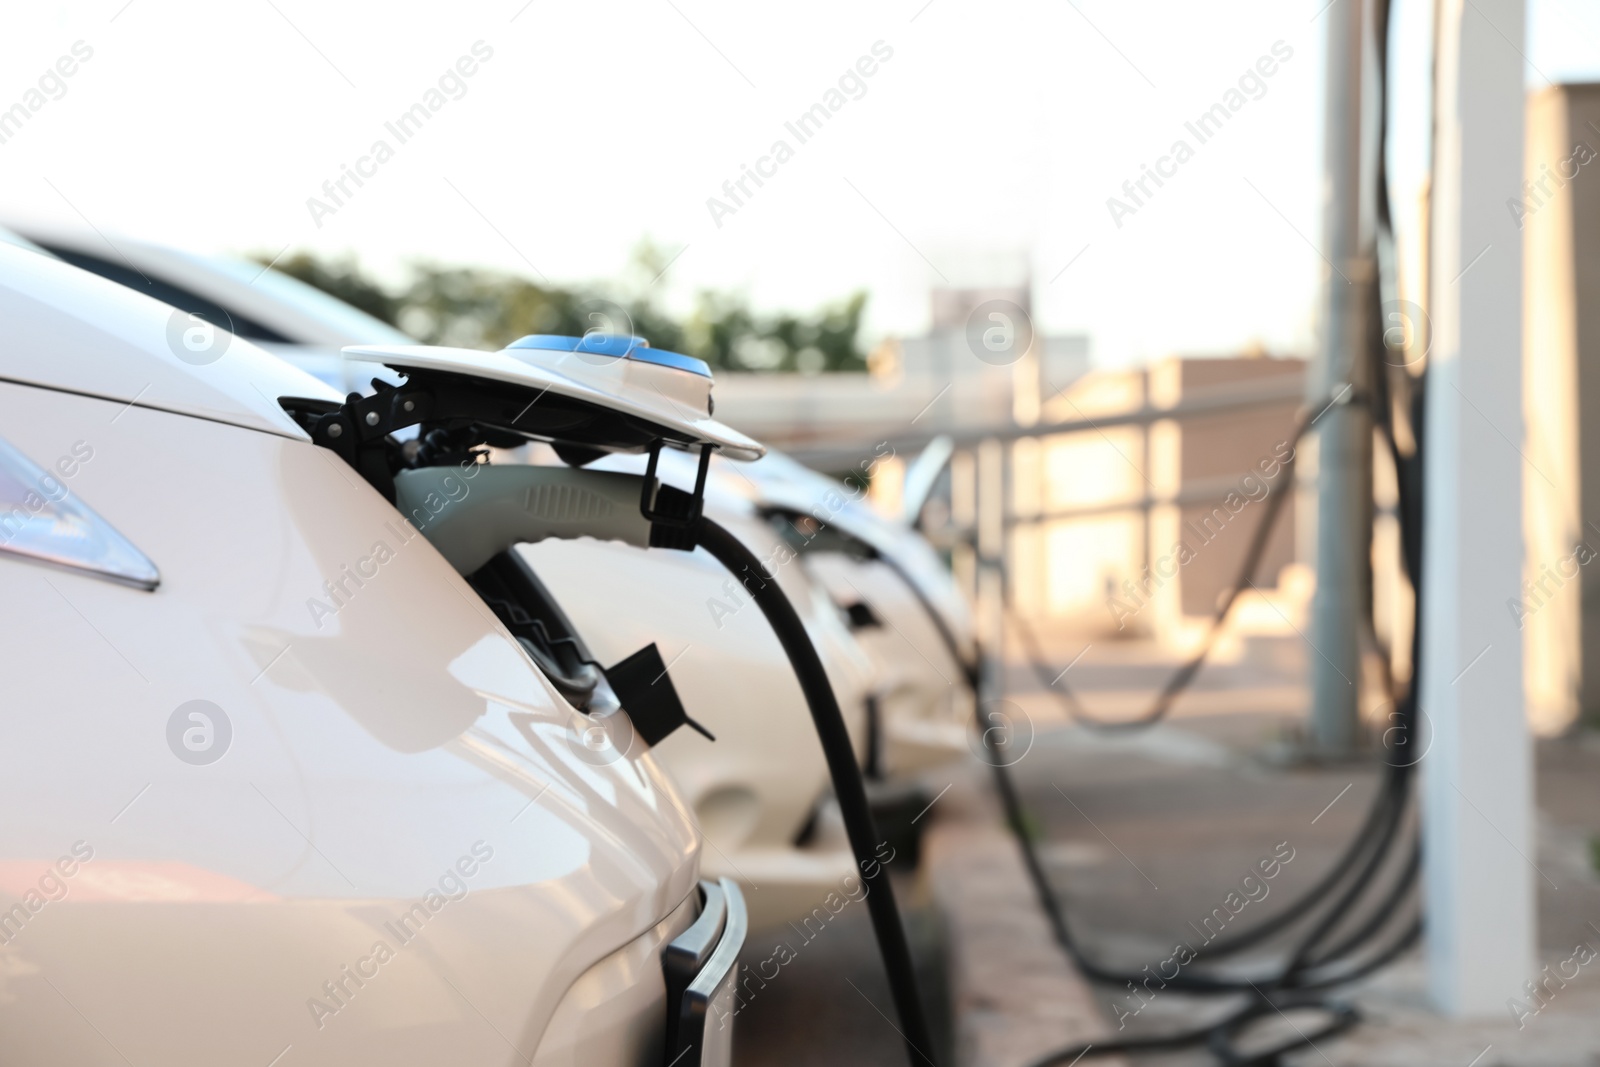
xmin=1300 ymin=843 xmax=1421 ymax=972
xmin=848 ymin=510 xmax=1422 ymax=1060
xmin=863 ymin=353 xmax=1422 ymax=1054
xmin=1009 ymin=413 xmax=1304 ymax=732
xmin=1186 ymin=763 xmax=1403 ymax=962
xmin=998 ymin=458 xmax=1425 ymax=982
xmin=1206 ymin=997 xmax=1361 ymax=1067
xmin=1280 ymin=772 xmax=1411 ymax=972
xmin=1010 ymin=847 xmax=1411 ymax=1063
xmin=1019 ymin=917 xmax=1423 ymax=1067
xmin=873 ymin=431 xmax=1423 ymax=1032
xmin=875 ymin=532 xmax=1420 ymax=1003
xmin=694 ymin=517 xmax=941 ymax=1067
xmin=1292 ymin=914 xmax=1423 ymax=992
xmin=876 ymin=414 xmax=1421 ymax=972
xmin=1008 ymin=378 xmax=1374 ymax=737
xmin=989 ymin=54 xmax=1426 ymax=953
xmin=986 ymin=587 xmax=1422 ymax=1029
xmin=792 ymin=3 xmax=1425 ymax=1051
xmin=1020 ymin=995 xmax=1364 ymax=1067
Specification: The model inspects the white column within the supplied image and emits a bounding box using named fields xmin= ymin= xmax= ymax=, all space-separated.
xmin=1421 ymin=0 xmax=1534 ymax=1016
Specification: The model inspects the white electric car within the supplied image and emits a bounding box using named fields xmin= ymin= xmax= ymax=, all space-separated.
xmin=339 ymin=334 xmax=880 ymax=930
xmin=13 ymin=222 xmax=414 ymax=393
xmin=0 ymin=242 xmax=748 ymax=1066
xmin=614 ymin=445 xmax=977 ymax=777
xmin=0 ymin=226 xmax=51 ymax=255
xmin=19 ymin=228 xmax=902 ymax=927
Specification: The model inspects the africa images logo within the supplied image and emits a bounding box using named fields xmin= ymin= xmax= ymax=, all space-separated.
xmin=705 ymin=41 xmax=895 ymax=229
xmin=166 ymin=700 xmax=232 ymax=766
xmin=1105 ymin=40 xmax=1294 ymax=229
xmin=306 ymin=843 xmax=495 ymax=1030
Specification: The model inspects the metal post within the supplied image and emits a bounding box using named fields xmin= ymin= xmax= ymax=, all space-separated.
xmin=976 ymin=438 xmax=1007 ymax=680
xmin=1307 ymin=0 xmax=1373 ymax=756
xmin=1421 ymin=0 xmax=1534 ymax=1015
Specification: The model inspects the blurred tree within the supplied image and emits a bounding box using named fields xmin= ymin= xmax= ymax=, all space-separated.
xmin=260 ymin=245 xmax=868 ymax=373
xmin=270 ymin=252 xmax=400 ymax=327
xmin=397 ymin=265 xmax=570 ymax=349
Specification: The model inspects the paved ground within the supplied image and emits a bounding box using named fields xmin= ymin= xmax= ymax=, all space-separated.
xmin=731 ymin=867 xmax=950 ymax=1066
xmin=997 ymin=633 xmax=1600 ymax=1067
xmin=732 ymin=630 xmax=1600 ymax=1065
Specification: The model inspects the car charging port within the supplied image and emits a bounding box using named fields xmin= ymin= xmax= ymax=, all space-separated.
xmin=283 ymin=342 xmax=942 ymax=1067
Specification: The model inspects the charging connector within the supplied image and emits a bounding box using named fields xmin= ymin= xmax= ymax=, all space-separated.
xmin=287 ymin=344 xmax=942 ymax=1067
xmin=387 ymin=460 xmax=940 ymax=1067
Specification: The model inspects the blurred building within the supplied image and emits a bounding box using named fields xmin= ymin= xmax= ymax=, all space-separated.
xmin=711 ymin=285 xmax=1090 ymax=458
xmin=1522 ymin=82 xmax=1600 ymax=732
xmin=1003 ymin=353 xmax=1307 ymax=648
xmin=714 ymin=284 xmax=1311 ymax=652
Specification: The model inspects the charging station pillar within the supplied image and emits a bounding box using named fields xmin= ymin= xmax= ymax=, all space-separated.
xmin=1420 ymin=0 xmax=1535 ymax=1015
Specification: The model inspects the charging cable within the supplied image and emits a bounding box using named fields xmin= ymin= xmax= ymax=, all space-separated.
xmin=394 ymin=462 xmax=942 ymax=1067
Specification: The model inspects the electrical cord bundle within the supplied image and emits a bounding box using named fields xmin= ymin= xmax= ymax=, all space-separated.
xmin=864 ymin=392 xmax=1420 ymax=1062
xmin=1008 ymin=397 xmax=1317 ymax=734
xmin=856 ymin=0 xmax=1427 ymax=1053
xmin=864 ymin=476 xmax=1419 ymax=1064
xmin=766 ymin=341 xmax=1420 ymax=1063
xmin=995 ymin=368 xmax=1423 ymax=1063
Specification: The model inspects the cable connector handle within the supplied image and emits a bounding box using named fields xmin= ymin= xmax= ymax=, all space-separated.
xmin=394 ymin=465 xmax=656 ymax=576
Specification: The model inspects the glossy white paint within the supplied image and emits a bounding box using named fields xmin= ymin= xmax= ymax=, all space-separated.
xmin=634 ymin=447 xmax=976 ymax=776
xmin=0 ymin=225 xmax=50 ymax=255
xmin=7 ymin=223 xmax=414 ymax=350
xmin=803 ymin=554 xmax=973 ymax=775
xmin=518 ymin=506 xmax=875 ymax=931
xmin=0 ymin=249 xmax=707 ymax=1064
xmin=7 ymin=233 xmax=965 ymax=928
xmin=344 ymin=343 xmax=764 ymax=461
xmin=0 ymin=245 xmax=325 ymax=441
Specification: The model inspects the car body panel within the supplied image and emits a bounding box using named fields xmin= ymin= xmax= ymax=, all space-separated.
xmin=3 ymin=234 xmax=914 ymax=927
xmin=12 ymin=224 xmax=412 ymax=350
xmin=517 ymin=502 xmax=873 ymax=930
xmin=0 ymin=250 xmax=704 ymax=1065
xmin=624 ymin=447 xmax=975 ymax=775
xmin=0 ymin=243 xmax=325 ymax=440
xmin=802 ymin=553 xmax=973 ymax=774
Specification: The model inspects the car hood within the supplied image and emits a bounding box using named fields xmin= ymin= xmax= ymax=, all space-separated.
xmin=0 ymin=244 xmax=703 ymax=1064
xmin=0 ymin=241 xmax=337 ymax=440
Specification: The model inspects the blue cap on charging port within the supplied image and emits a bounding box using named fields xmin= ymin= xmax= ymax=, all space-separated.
xmin=507 ymin=334 xmax=713 ymax=379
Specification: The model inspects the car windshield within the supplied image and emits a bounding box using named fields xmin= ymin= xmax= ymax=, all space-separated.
xmin=0 ymin=228 xmax=52 ymax=256
xmin=200 ymin=253 xmax=415 ymax=345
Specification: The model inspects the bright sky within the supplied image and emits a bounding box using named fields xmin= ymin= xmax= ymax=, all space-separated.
xmin=2 ymin=0 xmax=1596 ymax=368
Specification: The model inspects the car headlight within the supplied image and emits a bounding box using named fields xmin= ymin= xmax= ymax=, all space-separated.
xmin=0 ymin=435 xmax=158 ymax=589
